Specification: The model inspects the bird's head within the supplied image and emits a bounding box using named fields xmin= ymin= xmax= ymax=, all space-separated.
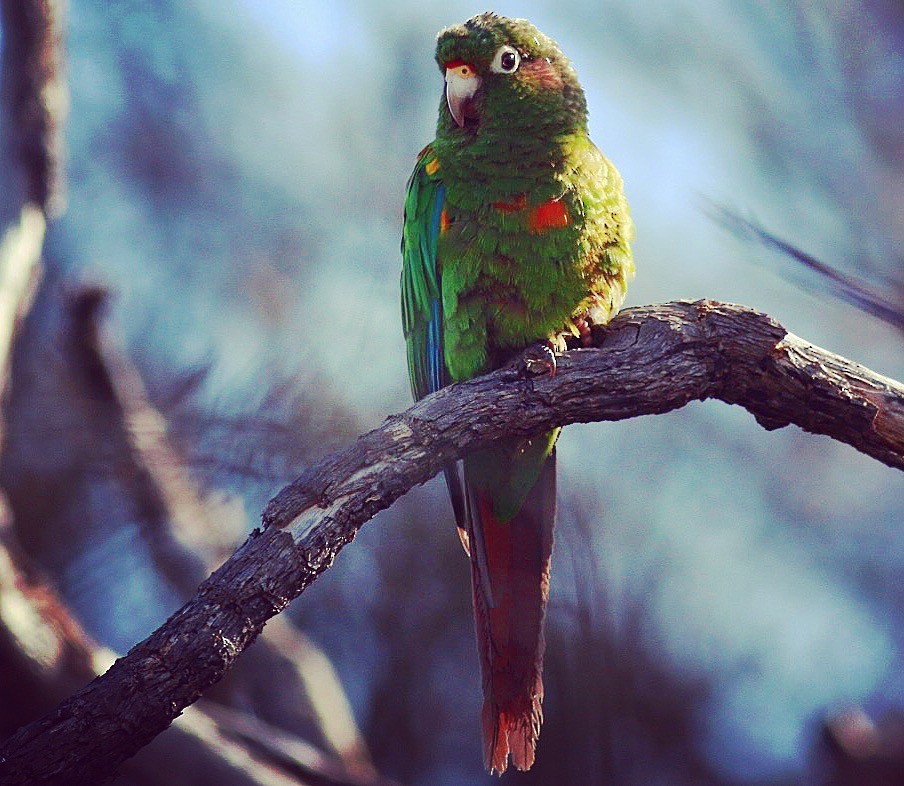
xmin=434 ymin=12 xmax=587 ymax=139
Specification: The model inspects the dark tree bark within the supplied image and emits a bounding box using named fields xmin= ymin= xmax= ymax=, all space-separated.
xmin=0 ymin=488 xmax=377 ymax=786
xmin=51 ymin=287 xmax=372 ymax=766
xmin=0 ymin=456 xmax=394 ymax=786
xmin=0 ymin=299 xmax=900 ymax=785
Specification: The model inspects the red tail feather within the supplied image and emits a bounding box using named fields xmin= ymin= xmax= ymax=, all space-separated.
xmin=468 ymin=455 xmax=555 ymax=774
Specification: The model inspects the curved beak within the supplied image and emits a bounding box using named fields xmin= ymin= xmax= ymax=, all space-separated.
xmin=445 ymin=62 xmax=481 ymax=127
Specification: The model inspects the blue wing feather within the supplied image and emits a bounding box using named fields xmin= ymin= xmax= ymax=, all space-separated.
xmin=428 ymin=295 xmax=443 ymax=393
xmin=401 ymin=148 xmax=446 ymax=400
xmin=401 ymin=150 xmax=466 ymax=529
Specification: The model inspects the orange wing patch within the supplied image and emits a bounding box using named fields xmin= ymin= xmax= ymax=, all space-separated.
xmin=440 ymin=208 xmax=450 ymax=234
xmin=425 ymin=158 xmax=440 ymax=176
xmin=529 ymin=199 xmax=570 ymax=233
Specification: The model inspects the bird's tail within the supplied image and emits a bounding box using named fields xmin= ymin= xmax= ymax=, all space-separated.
xmin=464 ymin=447 xmax=556 ymax=774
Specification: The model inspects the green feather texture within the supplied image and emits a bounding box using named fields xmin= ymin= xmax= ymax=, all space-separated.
xmin=401 ymin=12 xmax=634 ymax=774
xmin=401 ymin=148 xmax=445 ymax=399
xmin=431 ymin=13 xmax=634 ymax=381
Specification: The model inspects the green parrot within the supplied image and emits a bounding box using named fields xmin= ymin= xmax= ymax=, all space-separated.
xmin=401 ymin=13 xmax=634 ymax=774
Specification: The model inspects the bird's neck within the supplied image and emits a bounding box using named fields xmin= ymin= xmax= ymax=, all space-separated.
xmin=434 ymin=125 xmax=587 ymax=206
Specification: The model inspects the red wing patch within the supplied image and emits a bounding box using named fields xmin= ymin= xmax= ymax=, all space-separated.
xmin=491 ymin=194 xmax=570 ymax=233
xmin=529 ymin=199 xmax=570 ymax=233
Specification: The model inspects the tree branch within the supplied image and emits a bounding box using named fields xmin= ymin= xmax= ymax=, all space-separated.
xmin=0 ymin=488 xmax=346 ymax=786
xmin=0 ymin=299 xmax=901 ymax=784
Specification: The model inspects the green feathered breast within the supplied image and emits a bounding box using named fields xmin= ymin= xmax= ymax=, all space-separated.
xmin=434 ymin=131 xmax=633 ymax=381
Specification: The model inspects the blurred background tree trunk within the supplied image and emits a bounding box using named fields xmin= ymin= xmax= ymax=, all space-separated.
xmin=0 ymin=4 xmax=392 ymax=785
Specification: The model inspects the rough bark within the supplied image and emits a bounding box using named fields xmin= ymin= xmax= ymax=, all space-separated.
xmin=0 ymin=299 xmax=900 ymax=784
xmin=77 ymin=287 xmax=372 ymax=764
xmin=0 ymin=281 xmax=375 ymax=771
xmin=0 ymin=488 xmax=390 ymax=786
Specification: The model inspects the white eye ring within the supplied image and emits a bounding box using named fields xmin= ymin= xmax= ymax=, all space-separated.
xmin=490 ymin=45 xmax=521 ymax=74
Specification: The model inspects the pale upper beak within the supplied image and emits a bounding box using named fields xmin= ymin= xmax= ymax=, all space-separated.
xmin=445 ymin=63 xmax=481 ymax=127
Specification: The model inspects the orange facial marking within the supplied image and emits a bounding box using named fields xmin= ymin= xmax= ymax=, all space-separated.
xmin=529 ymin=199 xmax=570 ymax=233
xmin=521 ymin=57 xmax=564 ymax=90
xmin=444 ymin=59 xmax=476 ymax=79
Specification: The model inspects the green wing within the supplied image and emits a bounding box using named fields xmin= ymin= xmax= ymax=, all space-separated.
xmin=401 ymin=146 xmax=468 ymax=527
xmin=401 ymin=145 xmax=446 ymax=401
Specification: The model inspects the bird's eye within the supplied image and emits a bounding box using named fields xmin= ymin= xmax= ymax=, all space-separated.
xmin=490 ymin=45 xmax=521 ymax=74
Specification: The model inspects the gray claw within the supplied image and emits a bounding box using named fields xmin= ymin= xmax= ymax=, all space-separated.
xmin=523 ymin=343 xmax=557 ymax=377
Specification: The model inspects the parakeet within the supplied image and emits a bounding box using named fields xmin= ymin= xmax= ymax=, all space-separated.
xmin=401 ymin=12 xmax=634 ymax=774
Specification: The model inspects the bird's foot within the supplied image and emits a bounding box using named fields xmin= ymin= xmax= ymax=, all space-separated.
xmin=522 ymin=342 xmax=557 ymax=377
xmin=574 ymin=316 xmax=593 ymax=347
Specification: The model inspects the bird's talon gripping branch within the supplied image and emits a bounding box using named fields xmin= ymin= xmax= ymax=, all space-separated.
xmin=523 ymin=342 xmax=558 ymax=377
xmin=575 ymin=316 xmax=593 ymax=347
